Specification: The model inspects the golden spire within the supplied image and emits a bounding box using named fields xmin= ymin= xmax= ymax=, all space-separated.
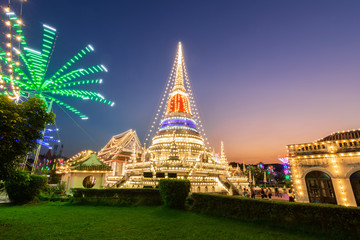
xmin=172 ymin=42 xmax=186 ymax=93
xmin=220 ymin=141 xmax=227 ymax=163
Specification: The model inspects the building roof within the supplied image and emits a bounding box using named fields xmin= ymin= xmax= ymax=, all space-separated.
xmin=288 ymin=129 xmax=360 ymax=146
xmin=57 ymin=150 xmax=111 ymax=173
xmin=98 ymin=129 xmax=142 ymax=162
xmin=317 ymin=130 xmax=360 ymax=142
xmin=70 ymin=153 xmax=112 ymax=172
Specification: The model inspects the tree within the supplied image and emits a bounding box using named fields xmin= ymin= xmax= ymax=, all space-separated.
xmin=252 ymin=167 xmax=264 ymax=185
xmin=273 ymin=164 xmax=286 ymax=184
xmin=0 ymin=96 xmax=54 ymax=181
xmin=274 ymin=170 xmax=286 ymax=184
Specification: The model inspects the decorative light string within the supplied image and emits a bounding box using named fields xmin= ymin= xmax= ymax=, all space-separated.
xmin=182 ymin=54 xmax=209 ymax=146
xmin=0 ymin=1 xmax=24 ymax=95
xmin=144 ymin=44 xmax=210 ymax=150
xmin=1 ymin=2 xmax=21 ymax=99
xmin=0 ymin=9 xmax=113 ymax=118
xmin=331 ymin=155 xmax=349 ymax=206
xmin=288 ymin=158 xmax=300 ymax=197
xmin=144 ymin=52 xmax=177 ymax=145
xmin=337 ymin=179 xmax=349 ymax=207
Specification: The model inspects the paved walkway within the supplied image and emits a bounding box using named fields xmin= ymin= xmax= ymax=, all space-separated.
xmin=257 ymin=195 xmax=289 ymax=201
xmin=238 ymin=194 xmax=290 ymax=202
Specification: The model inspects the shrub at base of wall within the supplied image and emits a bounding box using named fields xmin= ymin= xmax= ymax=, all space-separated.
xmin=71 ymin=188 xmax=163 ymax=206
xmin=159 ymin=179 xmax=190 ymax=210
xmin=191 ymin=193 xmax=360 ymax=236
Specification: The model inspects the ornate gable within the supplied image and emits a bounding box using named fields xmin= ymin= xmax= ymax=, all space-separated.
xmin=98 ymin=129 xmax=142 ymax=162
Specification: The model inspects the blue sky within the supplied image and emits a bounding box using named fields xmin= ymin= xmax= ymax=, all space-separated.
xmin=9 ymin=0 xmax=360 ymax=163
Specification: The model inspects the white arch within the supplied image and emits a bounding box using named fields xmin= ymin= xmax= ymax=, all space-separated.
xmin=301 ymin=167 xmax=335 ymax=179
xmin=345 ymin=167 xmax=360 ymax=178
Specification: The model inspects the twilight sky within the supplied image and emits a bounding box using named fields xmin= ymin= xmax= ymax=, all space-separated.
xmin=11 ymin=0 xmax=360 ymax=163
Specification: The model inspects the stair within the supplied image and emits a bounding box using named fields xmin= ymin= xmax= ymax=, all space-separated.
xmin=219 ymin=177 xmax=240 ymax=195
xmin=108 ymin=175 xmax=128 ymax=188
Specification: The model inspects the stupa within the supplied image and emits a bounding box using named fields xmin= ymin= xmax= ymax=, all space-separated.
xmin=119 ymin=43 xmax=248 ymax=194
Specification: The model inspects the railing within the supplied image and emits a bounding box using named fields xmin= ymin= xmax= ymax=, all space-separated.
xmin=218 ymin=176 xmax=240 ymax=195
xmin=108 ymin=174 xmax=130 ymax=188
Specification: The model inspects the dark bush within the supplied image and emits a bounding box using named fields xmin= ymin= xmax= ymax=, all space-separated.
xmin=38 ymin=192 xmax=69 ymax=202
xmin=71 ymin=188 xmax=163 ymax=206
xmin=39 ymin=182 xmax=68 ymax=202
xmin=186 ymin=196 xmax=194 ymax=206
xmin=48 ymin=169 xmax=62 ymax=184
xmin=5 ymin=171 xmax=48 ymax=204
xmin=159 ymin=179 xmax=190 ymax=209
xmin=191 ymin=193 xmax=360 ymax=236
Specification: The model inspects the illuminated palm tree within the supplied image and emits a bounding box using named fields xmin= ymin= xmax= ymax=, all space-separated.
xmin=0 ymin=10 xmax=114 ymax=119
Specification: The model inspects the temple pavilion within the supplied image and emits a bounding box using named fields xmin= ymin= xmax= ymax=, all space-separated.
xmin=57 ymin=150 xmax=112 ymax=193
xmin=97 ymin=129 xmax=142 ymax=186
xmin=99 ymin=43 xmax=248 ymax=194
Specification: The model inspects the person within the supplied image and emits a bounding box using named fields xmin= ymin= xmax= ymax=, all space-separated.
xmin=282 ymin=186 xmax=287 ymax=198
xmin=260 ymin=187 xmax=266 ymax=199
xmin=268 ymin=188 xmax=272 ymax=199
xmin=275 ymin=186 xmax=279 ymax=197
xmin=242 ymin=188 xmax=247 ymax=197
xmin=251 ymin=187 xmax=255 ymax=198
xmin=288 ymin=188 xmax=295 ymax=202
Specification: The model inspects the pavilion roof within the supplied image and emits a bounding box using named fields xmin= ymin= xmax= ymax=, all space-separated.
xmin=70 ymin=153 xmax=112 ymax=172
xmin=98 ymin=129 xmax=142 ymax=161
xmin=57 ymin=150 xmax=112 ymax=173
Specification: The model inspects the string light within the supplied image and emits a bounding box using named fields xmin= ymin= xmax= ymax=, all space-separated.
xmin=0 ymin=10 xmax=113 ymax=117
xmin=0 ymin=3 xmax=20 ymax=99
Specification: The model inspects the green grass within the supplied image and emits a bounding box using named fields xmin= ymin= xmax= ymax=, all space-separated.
xmin=0 ymin=202 xmax=333 ymax=240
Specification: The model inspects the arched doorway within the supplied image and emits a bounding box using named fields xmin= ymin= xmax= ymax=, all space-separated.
xmin=305 ymin=171 xmax=337 ymax=204
xmin=350 ymin=171 xmax=360 ymax=206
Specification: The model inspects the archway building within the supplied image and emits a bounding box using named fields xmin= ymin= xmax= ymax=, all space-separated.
xmin=287 ymin=129 xmax=360 ymax=207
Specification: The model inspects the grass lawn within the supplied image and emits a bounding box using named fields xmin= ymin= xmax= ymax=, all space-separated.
xmin=0 ymin=202 xmax=332 ymax=240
